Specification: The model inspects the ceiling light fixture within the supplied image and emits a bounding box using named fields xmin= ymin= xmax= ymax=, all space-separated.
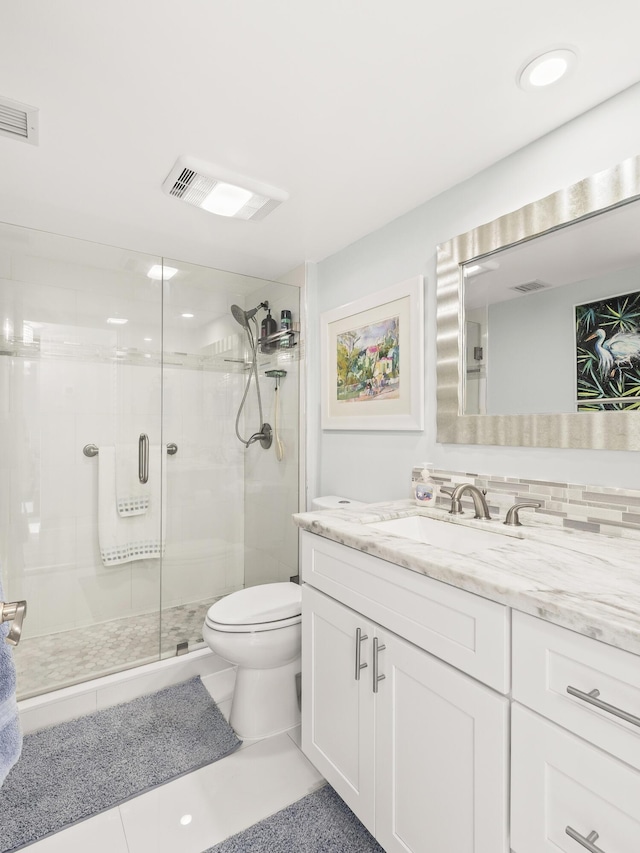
xmin=162 ymin=156 xmax=288 ymax=221
xmin=181 ymin=313 xmax=194 ymax=318
xmin=518 ymin=48 xmax=576 ymax=91
xmin=107 ymin=317 xmax=128 ymax=325
xmin=147 ymin=264 xmax=178 ymax=281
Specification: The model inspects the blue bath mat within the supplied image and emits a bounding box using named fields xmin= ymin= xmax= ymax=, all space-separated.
xmin=0 ymin=676 xmax=241 ymax=852
xmin=205 ymin=784 xmax=384 ymax=852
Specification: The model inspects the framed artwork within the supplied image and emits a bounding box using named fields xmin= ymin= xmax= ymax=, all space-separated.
xmin=575 ymin=289 xmax=640 ymax=410
xmin=320 ymin=276 xmax=424 ymax=430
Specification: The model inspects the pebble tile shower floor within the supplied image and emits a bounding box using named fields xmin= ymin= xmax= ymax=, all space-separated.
xmin=14 ymin=599 xmax=217 ymax=699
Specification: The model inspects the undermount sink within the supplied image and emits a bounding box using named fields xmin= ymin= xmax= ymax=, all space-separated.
xmin=366 ymin=515 xmax=508 ymax=555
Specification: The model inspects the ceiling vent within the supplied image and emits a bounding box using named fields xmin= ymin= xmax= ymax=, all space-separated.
xmin=510 ymin=280 xmax=550 ymax=294
xmin=162 ymin=156 xmax=288 ymax=221
xmin=0 ymin=96 xmax=39 ymax=145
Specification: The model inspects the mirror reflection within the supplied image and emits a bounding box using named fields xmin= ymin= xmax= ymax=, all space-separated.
xmin=462 ymin=199 xmax=640 ymax=415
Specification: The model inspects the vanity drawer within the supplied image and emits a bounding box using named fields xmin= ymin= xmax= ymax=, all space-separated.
xmin=512 ymin=611 xmax=640 ymax=770
xmin=511 ymin=703 xmax=640 ymax=853
xmin=300 ymin=530 xmax=509 ymax=692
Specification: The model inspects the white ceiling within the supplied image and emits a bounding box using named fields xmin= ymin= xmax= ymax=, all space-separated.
xmin=1 ymin=0 xmax=640 ymax=281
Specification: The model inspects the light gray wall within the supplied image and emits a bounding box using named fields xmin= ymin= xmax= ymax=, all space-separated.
xmin=308 ymin=83 xmax=640 ymax=505
xmin=486 ymin=264 xmax=640 ymax=415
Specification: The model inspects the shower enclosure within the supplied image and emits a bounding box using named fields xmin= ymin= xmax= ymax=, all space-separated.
xmin=0 ymin=222 xmax=301 ymax=700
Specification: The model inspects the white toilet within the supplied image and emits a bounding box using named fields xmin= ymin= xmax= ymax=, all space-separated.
xmin=202 ymin=582 xmax=302 ymax=740
xmin=203 ymin=499 xmax=365 ymax=740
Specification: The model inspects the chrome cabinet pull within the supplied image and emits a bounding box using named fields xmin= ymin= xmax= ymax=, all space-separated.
xmin=373 ymin=637 xmax=386 ymax=693
xmin=354 ymin=628 xmax=368 ymax=680
xmin=138 ymin=433 xmax=149 ymax=484
xmin=566 ymin=826 xmax=606 ymax=852
xmin=567 ymin=685 xmax=640 ymax=728
xmin=1 ymin=600 xmax=27 ymax=646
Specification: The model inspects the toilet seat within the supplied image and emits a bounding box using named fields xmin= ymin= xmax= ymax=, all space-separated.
xmin=205 ymin=582 xmax=302 ymax=634
xmin=205 ymin=613 xmax=301 ymax=633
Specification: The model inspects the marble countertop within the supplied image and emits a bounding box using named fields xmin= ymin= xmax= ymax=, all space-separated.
xmin=293 ymin=500 xmax=640 ymax=656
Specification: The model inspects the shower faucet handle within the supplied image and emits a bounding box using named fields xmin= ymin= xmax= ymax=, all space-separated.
xmin=1 ymin=599 xmax=27 ymax=646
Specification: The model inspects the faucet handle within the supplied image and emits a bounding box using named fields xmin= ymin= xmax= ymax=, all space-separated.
xmin=440 ymin=486 xmax=454 ymax=497
xmin=503 ymin=502 xmax=541 ymax=527
xmin=1 ymin=600 xmax=27 ymax=646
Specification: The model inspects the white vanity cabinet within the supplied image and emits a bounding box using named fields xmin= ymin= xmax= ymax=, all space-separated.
xmin=301 ymin=532 xmax=510 ymax=853
xmin=511 ymin=612 xmax=640 ymax=853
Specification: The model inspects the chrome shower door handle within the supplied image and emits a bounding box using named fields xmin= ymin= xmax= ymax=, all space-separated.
xmin=355 ymin=628 xmax=368 ymax=680
xmin=1 ymin=599 xmax=27 ymax=646
xmin=138 ymin=433 xmax=149 ymax=484
xmin=373 ymin=637 xmax=386 ymax=693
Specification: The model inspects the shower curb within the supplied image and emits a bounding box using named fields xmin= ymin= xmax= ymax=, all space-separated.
xmin=18 ymin=648 xmax=236 ymax=734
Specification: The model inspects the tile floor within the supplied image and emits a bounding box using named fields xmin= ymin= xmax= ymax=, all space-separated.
xmin=14 ymin=599 xmax=217 ymax=700
xmin=18 ymin=714 xmax=324 ymax=853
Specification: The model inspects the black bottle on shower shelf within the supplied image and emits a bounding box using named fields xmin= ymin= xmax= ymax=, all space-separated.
xmin=260 ymin=309 xmax=277 ymax=353
xmin=280 ymin=310 xmax=292 ymax=348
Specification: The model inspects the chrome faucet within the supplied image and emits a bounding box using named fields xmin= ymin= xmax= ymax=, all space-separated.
xmin=448 ymin=484 xmax=492 ymax=520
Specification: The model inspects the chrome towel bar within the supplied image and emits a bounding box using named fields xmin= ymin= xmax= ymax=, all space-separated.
xmin=83 ymin=443 xmax=178 ymax=457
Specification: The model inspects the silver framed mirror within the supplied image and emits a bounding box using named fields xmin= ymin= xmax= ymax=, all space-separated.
xmin=436 ymin=154 xmax=640 ymax=450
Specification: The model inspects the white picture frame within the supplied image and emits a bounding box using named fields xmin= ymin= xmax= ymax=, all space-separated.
xmin=320 ymin=276 xmax=424 ymax=431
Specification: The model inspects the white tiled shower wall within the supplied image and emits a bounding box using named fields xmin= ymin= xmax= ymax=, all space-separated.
xmin=243 ymin=282 xmax=301 ymax=588
xmin=0 ymin=345 xmax=247 ymax=639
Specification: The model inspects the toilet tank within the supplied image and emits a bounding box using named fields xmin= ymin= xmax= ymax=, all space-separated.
xmin=311 ymin=495 xmax=367 ymax=511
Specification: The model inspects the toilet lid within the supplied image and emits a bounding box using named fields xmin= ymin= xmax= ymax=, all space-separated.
xmin=206 ymin=582 xmax=302 ymax=626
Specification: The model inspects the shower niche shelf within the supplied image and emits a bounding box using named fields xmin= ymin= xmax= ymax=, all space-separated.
xmin=257 ymin=327 xmax=298 ymax=350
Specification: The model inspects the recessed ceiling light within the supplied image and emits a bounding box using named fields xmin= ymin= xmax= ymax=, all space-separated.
xmin=107 ymin=317 xmax=128 ymax=325
xmin=181 ymin=313 xmax=194 ymax=319
xmin=179 ymin=815 xmax=192 ymax=826
xmin=518 ymin=48 xmax=576 ymax=91
xmin=162 ymin=156 xmax=288 ymax=221
xmin=144 ymin=337 xmax=152 ymax=342
xmin=147 ymin=264 xmax=178 ymax=281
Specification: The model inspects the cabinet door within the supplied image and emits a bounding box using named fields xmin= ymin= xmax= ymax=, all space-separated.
xmin=375 ymin=628 xmax=509 ymax=853
xmin=301 ymin=585 xmax=376 ymax=832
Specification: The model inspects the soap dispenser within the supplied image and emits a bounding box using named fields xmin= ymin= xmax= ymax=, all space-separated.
xmin=414 ymin=463 xmax=437 ymax=507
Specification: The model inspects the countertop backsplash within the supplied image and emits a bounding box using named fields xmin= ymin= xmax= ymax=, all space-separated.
xmin=415 ymin=468 xmax=640 ymax=540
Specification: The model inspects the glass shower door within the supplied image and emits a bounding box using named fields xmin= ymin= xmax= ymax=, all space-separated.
xmin=159 ymin=259 xmax=301 ymax=660
xmin=0 ymin=223 xmax=164 ymax=698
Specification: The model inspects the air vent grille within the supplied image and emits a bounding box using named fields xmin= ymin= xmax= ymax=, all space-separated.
xmin=510 ymin=280 xmax=549 ymax=294
xmin=0 ymin=97 xmax=39 ymax=145
xmin=0 ymin=105 xmax=27 ymax=137
xmin=169 ymin=168 xmax=218 ymax=207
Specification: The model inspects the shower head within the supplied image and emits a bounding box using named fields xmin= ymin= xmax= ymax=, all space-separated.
xmin=230 ymin=301 xmax=269 ymax=329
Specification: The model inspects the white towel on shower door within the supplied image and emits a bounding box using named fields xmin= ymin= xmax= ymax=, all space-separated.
xmin=98 ymin=446 xmax=166 ymax=566
xmin=115 ymin=444 xmax=150 ymax=517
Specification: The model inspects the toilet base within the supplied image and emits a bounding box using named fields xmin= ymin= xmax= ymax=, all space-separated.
xmin=230 ymin=655 xmax=301 ymax=740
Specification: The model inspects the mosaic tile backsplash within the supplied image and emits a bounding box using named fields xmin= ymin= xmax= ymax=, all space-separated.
xmin=412 ymin=468 xmax=640 ymax=540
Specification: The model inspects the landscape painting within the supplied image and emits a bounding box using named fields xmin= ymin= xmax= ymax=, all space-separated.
xmin=320 ymin=276 xmax=424 ymax=430
xmin=336 ymin=315 xmax=399 ymax=402
xmin=576 ymin=289 xmax=640 ymax=410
